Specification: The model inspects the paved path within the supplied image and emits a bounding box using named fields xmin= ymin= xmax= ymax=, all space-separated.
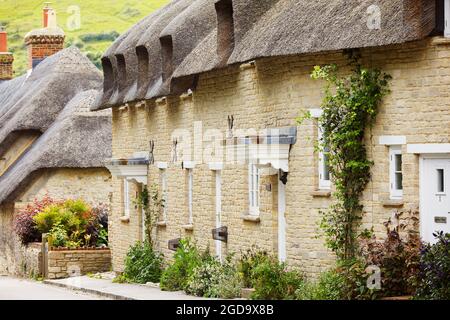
xmin=0 ymin=276 xmax=106 ymax=300
xmin=44 ymin=275 xmax=206 ymax=300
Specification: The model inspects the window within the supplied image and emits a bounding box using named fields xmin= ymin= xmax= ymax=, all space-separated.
xmin=248 ymin=163 xmax=260 ymax=215
xmin=123 ymin=179 xmax=130 ymax=217
xmin=187 ymin=169 xmax=193 ymax=224
xmin=161 ymin=169 xmax=168 ymax=221
xmin=318 ymin=125 xmax=331 ymax=190
xmin=389 ymin=146 xmax=403 ymax=199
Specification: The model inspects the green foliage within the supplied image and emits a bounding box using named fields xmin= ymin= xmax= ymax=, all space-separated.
xmin=414 ymin=232 xmax=450 ymax=300
xmin=79 ymin=31 xmax=119 ymax=42
xmin=160 ymin=239 xmax=202 ymax=291
xmin=121 ymin=241 xmax=164 ymax=284
xmin=249 ymin=256 xmax=304 ymax=300
xmin=338 ymin=259 xmax=378 ymax=300
xmin=307 ymin=57 xmax=391 ymax=261
xmin=33 ymin=199 xmax=92 ymax=235
xmin=96 ymin=227 xmax=108 ymax=247
xmin=186 ymin=255 xmax=242 ymax=299
xmin=136 ymin=185 xmax=165 ymax=247
xmin=295 ymin=269 xmax=347 ymax=300
xmin=297 ymin=211 xmax=421 ymax=301
xmin=0 ymin=0 xmax=169 ymax=75
xmin=33 ymin=199 xmax=99 ymax=248
xmin=48 ymin=223 xmax=68 ymax=248
xmin=238 ymin=246 xmax=270 ymax=288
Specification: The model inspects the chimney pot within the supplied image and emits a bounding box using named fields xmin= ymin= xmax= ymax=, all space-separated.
xmin=0 ymin=28 xmax=7 ymax=53
xmin=43 ymin=2 xmax=52 ymax=28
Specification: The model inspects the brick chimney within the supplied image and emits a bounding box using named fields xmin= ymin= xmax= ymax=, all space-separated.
xmin=24 ymin=3 xmax=65 ymax=70
xmin=0 ymin=26 xmax=14 ymax=80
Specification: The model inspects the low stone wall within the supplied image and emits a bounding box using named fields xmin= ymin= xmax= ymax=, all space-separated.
xmin=47 ymin=248 xmax=111 ymax=279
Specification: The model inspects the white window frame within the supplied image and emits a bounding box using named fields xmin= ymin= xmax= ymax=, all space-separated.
xmin=123 ymin=179 xmax=130 ymax=217
xmin=187 ymin=168 xmax=193 ymax=224
xmin=248 ymin=163 xmax=260 ymax=216
xmin=318 ymin=125 xmax=331 ymax=190
xmin=389 ymin=146 xmax=403 ymax=199
xmin=160 ymin=169 xmax=168 ymax=222
xmin=445 ymin=0 xmax=450 ymax=38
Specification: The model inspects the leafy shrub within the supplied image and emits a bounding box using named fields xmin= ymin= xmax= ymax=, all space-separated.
xmin=296 ymin=269 xmax=347 ymax=300
xmin=185 ymin=255 xmax=221 ymax=297
xmin=30 ymin=198 xmax=108 ymax=249
xmin=299 ymin=210 xmax=422 ymax=300
xmin=359 ymin=210 xmax=421 ymax=297
xmin=121 ymin=241 xmax=164 ymax=284
xmin=212 ymin=257 xmax=243 ymax=299
xmin=96 ymin=228 xmax=108 ymax=247
xmin=48 ymin=223 xmax=68 ymax=248
xmin=160 ymin=239 xmax=203 ymax=291
xmin=414 ymin=232 xmax=450 ymax=300
xmin=337 ymin=259 xmax=378 ymax=300
xmin=186 ymin=255 xmax=242 ymax=299
xmin=86 ymin=204 xmax=109 ymax=247
xmin=13 ymin=195 xmax=56 ymax=244
xmin=250 ymin=256 xmax=304 ymax=300
xmin=33 ymin=199 xmax=93 ymax=243
xmin=238 ymin=246 xmax=270 ymax=288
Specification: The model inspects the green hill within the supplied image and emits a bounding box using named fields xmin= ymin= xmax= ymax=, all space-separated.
xmin=0 ymin=0 xmax=169 ymax=76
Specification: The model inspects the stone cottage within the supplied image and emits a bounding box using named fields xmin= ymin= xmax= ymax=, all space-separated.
xmin=0 ymin=6 xmax=112 ymax=275
xmin=92 ymin=0 xmax=450 ymax=277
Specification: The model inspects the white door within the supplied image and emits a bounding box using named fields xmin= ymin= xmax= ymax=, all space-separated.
xmin=278 ymin=175 xmax=287 ymax=262
xmin=215 ymin=170 xmax=222 ymax=261
xmin=422 ymin=158 xmax=450 ymax=243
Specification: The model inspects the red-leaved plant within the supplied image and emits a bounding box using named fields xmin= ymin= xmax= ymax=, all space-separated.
xmin=13 ymin=194 xmax=56 ymax=244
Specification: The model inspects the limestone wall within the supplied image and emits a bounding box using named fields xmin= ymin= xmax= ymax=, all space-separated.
xmin=47 ymin=249 xmax=111 ymax=279
xmin=109 ymin=38 xmax=450 ymax=277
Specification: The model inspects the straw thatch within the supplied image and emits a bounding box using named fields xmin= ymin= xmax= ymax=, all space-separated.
xmin=92 ymin=0 xmax=437 ymax=110
xmin=0 ymin=47 xmax=111 ymax=204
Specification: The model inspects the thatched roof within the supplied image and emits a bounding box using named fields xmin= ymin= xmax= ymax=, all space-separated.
xmin=93 ymin=0 xmax=437 ymax=111
xmin=0 ymin=47 xmax=111 ymax=204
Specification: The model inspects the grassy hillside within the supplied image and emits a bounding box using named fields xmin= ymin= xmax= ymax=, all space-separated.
xmin=0 ymin=0 xmax=169 ymax=76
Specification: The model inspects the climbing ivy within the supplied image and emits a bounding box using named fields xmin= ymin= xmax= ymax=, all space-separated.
xmin=309 ymin=60 xmax=391 ymax=261
xmin=137 ymin=184 xmax=165 ymax=247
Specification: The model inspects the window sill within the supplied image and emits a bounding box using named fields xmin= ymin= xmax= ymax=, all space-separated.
xmin=182 ymin=224 xmax=194 ymax=231
xmin=431 ymin=36 xmax=450 ymax=46
xmin=157 ymin=221 xmax=167 ymax=227
xmin=382 ymin=199 xmax=404 ymax=208
xmin=310 ymin=190 xmax=331 ymax=198
xmin=120 ymin=216 xmax=130 ymax=223
xmin=241 ymin=214 xmax=261 ymax=223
